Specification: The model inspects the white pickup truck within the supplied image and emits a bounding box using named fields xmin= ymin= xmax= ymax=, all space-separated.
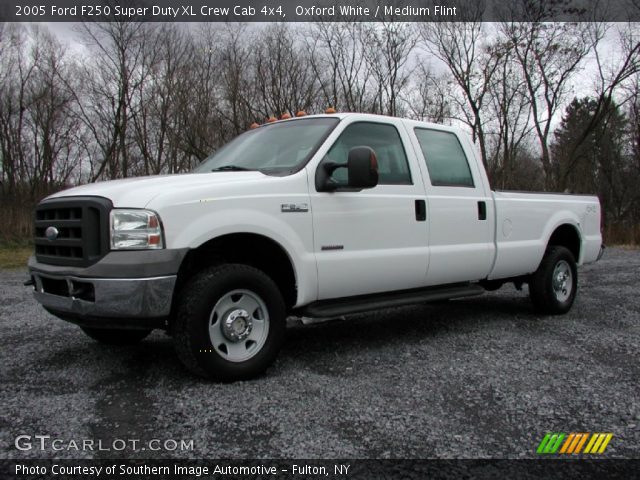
xmin=28 ymin=113 xmax=603 ymax=380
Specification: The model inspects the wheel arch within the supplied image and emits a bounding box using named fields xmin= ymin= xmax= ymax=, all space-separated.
xmin=172 ymin=233 xmax=298 ymax=321
xmin=546 ymin=223 xmax=582 ymax=263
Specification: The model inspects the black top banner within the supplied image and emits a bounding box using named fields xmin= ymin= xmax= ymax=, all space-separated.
xmin=2 ymin=0 xmax=639 ymax=22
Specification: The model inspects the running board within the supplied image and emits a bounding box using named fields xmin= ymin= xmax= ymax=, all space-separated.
xmin=299 ymin=284 xmax=485 ymax=318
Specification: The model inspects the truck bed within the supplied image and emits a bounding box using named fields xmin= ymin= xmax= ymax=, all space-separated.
xmin=488 ymin=190 xmax=602 ymax=280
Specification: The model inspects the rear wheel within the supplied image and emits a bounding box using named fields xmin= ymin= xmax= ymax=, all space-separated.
xmin=81 ymin=327 xmax=151 ymax=345
xmin=173 ymin=264 xmax=286 ymax=381
xmin=529 ymin=246 xmax=578 ymax=315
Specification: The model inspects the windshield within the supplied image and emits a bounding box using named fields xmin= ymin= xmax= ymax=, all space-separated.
xmin=193 ymin=118 xmax=340 ymax=175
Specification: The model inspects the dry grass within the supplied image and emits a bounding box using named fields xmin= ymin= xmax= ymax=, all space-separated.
xmin=603 ymin=223 xmax=640 ymax=246
xmin=0 ymin=244 xmax=33 ymax=269
xmin=616 ymin=244 xmax=640 ymax=250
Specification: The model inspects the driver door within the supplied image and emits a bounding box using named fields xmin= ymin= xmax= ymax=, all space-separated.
xmin=308 ymin=119 xmax=430 ymax=300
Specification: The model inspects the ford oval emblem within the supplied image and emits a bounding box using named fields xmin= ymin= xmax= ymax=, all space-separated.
xmin=45 ymin=226 xmax=59 ymax=241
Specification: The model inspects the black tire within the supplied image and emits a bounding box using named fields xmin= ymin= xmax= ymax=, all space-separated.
xmin=529 ymin=246 xmax=578 ymax=315
xmin=81 ymin=327 xmax=152 ymax=345
xmin=173 ymin=264 xmax=286 ymax=381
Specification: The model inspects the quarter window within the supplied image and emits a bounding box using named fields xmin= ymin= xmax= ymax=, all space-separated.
xmin=326 ymin=122 xmax=412 ymax=185
xmin=414 ymin=128 xmax=474 ymax=187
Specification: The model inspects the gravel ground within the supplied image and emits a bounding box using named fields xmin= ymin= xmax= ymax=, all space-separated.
xmin=0 ymin=247 xmax=639 ymax=460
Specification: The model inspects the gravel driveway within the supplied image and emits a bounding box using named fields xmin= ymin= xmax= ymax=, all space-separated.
xmin=1 ymin=247 xmax=639 ymax=459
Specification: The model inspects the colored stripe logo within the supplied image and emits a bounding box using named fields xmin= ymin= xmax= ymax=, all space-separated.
xmin=537 ymin=433 xmax=613 ymax=454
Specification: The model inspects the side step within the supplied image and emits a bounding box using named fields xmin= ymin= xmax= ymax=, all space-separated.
xmin=299 ymin=283 xmax=485 ymax=318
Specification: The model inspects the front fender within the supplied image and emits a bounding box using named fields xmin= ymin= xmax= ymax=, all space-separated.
xmin=161 ymin=202 xmax=317 ymax=307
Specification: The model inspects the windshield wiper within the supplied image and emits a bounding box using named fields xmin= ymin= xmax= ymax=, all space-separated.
xmin=211 ymin=165 xmax=255 ymax=172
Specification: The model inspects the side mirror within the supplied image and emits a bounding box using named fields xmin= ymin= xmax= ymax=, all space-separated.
xmin=347 ymin=146 xmax=379 ymax=189
xmin=315 ymin=146 xmax=379 ymax=192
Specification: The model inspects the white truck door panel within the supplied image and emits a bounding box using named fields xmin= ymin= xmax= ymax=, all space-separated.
xmin=309 ymin=120 xmax=429 ymax=300
xmin=406 ymin=125 xmax=495 ymax=285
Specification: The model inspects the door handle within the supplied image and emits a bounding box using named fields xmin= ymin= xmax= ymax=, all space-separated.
xmin=415 ymin=199 xmax=426 ymax=221
xmin=478 ymin=201 xmax=487 ymax=220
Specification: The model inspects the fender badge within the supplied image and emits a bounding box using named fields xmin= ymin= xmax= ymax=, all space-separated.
xmin=281 ymin=203 xmax=309 ymax=213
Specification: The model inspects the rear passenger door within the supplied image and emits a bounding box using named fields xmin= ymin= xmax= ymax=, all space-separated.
xmin=407 ymin=126 xmax=494 ymax=285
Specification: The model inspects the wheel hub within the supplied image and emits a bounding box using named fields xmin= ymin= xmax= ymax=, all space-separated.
xmin=552 ymin=260 xmax=572 ymax=302
xmin=208 ymin=289 xmax=270 ymax=363
xmin=222 ymin=309 xmax=253 ymax=342
xmin=554 ymin=272 xmax=568 ymax=292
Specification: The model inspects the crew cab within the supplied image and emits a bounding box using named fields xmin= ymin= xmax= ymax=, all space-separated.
xmin=27 ymin=113 xmax=604 ymax=380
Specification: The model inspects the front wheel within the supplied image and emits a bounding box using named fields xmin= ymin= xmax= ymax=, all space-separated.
xmin=173 ymin=264 xmax=286 ymax=381
xmin=529 ymin=246 xmax=578 ymax=315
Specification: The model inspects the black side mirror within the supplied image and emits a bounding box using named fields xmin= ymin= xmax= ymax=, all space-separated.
xmin=315 ymin=146 xmax=379 ymax=192
xmin=347 ymin=146 xmax=378 ymax=189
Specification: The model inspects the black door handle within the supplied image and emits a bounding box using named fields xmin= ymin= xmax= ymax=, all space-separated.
xmin=478 ymin=201 xmax=487 ymax=220
xmin=415 ymin=200 xmax=426 ymax=221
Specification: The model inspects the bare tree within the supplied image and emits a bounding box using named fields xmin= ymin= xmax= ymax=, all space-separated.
xmin=403 ymin=65 xmax=454 ymax=124
xmin=555 ymin=19 xmax=640 ymax=190
xmin=500 ymin=2 xmax=596 ymax=188
xmin=74 ymin=21 xmax=154 ymax=180
xmin=0 ymin=25 xmax=79 ymax=239
xmin=25 ymin=27 xmax=81 ymax=193
xmin=307 ymin=22 xmax=374 ymax=112
xmin=251 ymin=24 xmax=318 ymax=118
xmin=419 ymin=2 xmax=502 ymax=170
xmin=486 ymin=45 xmax=534 ymax=188
xmin=216 ymin=24 xmax=256 ymax=134
xmin=170 ymin=23 xmax=227 ymax=163
xmin=132 ymin=24 xmax=194 ymax=175
xmin=363 ymin=21 xmax=418 ymax=116
xmin=0 ymin=24 xmax=38 ymax=196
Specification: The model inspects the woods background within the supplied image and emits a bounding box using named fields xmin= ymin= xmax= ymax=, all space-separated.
xmin=1 ymin=12 xmax=639 ymax=243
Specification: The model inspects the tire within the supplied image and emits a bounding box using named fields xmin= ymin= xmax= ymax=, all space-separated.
xmin=529 ymin=246 xmax=578 ymax=315
xmin=173 ymin=264 xmax=286 ymax=381
xmin=81 ymin=327 xmax=152 ymax=345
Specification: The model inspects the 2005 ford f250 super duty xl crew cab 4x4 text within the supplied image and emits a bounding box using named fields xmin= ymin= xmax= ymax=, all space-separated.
xmin=27 ymin=113 xmax=604 ymax=380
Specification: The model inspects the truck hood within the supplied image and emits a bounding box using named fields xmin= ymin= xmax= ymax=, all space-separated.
xmin=45 ymin=172 xmax=268 ymax=208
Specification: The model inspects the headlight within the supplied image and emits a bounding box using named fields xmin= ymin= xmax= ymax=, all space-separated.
xmin=110 ymin=209 xmax=164 ymax=250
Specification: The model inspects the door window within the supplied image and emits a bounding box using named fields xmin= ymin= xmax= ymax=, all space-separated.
xmin=325 ymin=122 xmax=412 ymax=185
xmin=414 ymin=128 xmax=474 ymax=187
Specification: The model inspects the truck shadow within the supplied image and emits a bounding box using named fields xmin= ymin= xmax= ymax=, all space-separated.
xmin=36 ymin=292 xmax=538 ymax=383
xmin=282 ymin=293 xmax=535 ymax=355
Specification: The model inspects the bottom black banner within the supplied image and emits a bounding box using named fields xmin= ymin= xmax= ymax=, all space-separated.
xmin=2 ymin=459 xmax=639 ymax=480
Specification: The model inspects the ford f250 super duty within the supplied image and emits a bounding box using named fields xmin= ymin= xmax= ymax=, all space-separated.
xmin=27 ymin=113 xmax=604 ymax=380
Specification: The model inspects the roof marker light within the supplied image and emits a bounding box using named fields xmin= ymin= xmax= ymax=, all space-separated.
xmin=296 ymin=111 xmax=307 ymax=117
xmin=325 ymin=107 xmax=337 ymax=114
xmin=280 ymin=113 xmax=291 ymax=120
xmin=249 ymin=122 xmax=260 ymax=129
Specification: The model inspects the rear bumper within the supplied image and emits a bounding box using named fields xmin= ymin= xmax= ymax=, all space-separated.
xmin=29 ymin=272 xmax=176 ymax=329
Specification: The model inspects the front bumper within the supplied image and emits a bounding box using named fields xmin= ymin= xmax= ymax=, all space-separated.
xmin=27 ymin=248 xmax=187 ymax=328
xmin=29 ymin=272 xmax=176 ymax=329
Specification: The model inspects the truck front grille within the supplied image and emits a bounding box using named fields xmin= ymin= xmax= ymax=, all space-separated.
xmin=34 ymin=197 xmax=112 ymax=267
